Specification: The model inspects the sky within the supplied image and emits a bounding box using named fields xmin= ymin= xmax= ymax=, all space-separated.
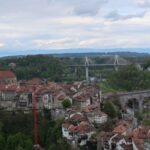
xmin=0 ymin=0 xmax=150 ymax=54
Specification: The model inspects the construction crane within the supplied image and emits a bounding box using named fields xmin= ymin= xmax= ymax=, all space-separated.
xmin=33 ymin=85 xmax=41 ymax=150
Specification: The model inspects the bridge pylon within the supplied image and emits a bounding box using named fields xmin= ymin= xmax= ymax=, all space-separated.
xmin=85 ymin=56 xmax=89 ymax=83
xmin=114 ymin=55 xmax=119 ymax=71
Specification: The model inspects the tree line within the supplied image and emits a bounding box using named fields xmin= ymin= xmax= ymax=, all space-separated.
xmin=0 ymin=111 xmax=70 ymax=150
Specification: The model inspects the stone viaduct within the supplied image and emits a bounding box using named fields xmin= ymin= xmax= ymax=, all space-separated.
xmin=102 ymin=90 xmax=150 ymax=113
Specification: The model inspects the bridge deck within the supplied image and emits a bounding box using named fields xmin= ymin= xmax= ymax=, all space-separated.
xmin=103 ymin=90 xmax=150 ymax=98
xmin=68 ymin=64 xmax=129 ymax=67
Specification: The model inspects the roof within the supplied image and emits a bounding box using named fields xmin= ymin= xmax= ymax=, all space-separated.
xmin=97 ymin=131 xmax=115 ymax=140
xmin=0 ymin=71 xmax=16 ymax=79
xmin=113 ymin=125 xmax=127 ymax=134
xmin=94 ymin=111 xmax=107 ymax=117
xmin=70 ymin=113 xmax=85 ymax=122
xmin=68 ymin=121 xmax=94 ymax=134
xmin=132 ymin=126 xmax=150 ymax=140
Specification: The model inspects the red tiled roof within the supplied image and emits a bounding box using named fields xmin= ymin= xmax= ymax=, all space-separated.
xmin=113 ymin=125 xmax=127 ymax=134
xmin=68 ymin=121 xmax=94 ymax=134
xmin=70 ymin=113 xmax=85 ymax=122
xmin=77 ymin=121 xmax=94 ymax=134
xmin=0 ymin=71 xmax=16 ymax=78
xmin=74 ymin=95 xmax=87 ymax=102
xmin=82 ymin=104 xmax=98 ymax=113
xmin=94 ymin=111 xmax=107 ymax=117
xmin=132 ymin=126 xmax=150 ymax=139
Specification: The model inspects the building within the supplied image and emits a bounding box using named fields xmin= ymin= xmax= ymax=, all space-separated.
xmin=132 ymin=126 xmax=150 ymax=150
xmin=82 ymin=105 xmax=108 ymax=124
xmin=0 ymin=71 xmax=17 ymax=85
xmin=94 ymin=111 xmax=108 ymax=124
xmin=8 ymin=62 xmax=16 ymax=68
xmin=62 ymin=121 xmax=95 ymax=146
xmin=97 ymin=131 xmax=133 ymax=150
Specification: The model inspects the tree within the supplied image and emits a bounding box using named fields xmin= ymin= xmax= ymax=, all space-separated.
xmin=102 ymin=101 xmax=117 ymax=119
xmin=46 ymin=119 xmax=70 ymax=150
xmin=24 ymin=139 xmax=32 ymax=150
xmin=6 ymin=133 xmax=32 ymax=150
xmin=107 ymin=65 xmax=150 ymax=91
xmin=0 ymin=135 xmax=5 ymax=150
xmin=62 ymin=98 xmax=71 ymax=109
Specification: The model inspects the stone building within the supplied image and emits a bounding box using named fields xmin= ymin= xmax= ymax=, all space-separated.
xmin=0 ymin=71 xmax=17 ymax=85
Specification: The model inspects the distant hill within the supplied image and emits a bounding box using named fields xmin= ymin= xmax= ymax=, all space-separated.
xmin=0 ymin=48 xmax=150 ymax=58
xmin=52 ymin=51 xmax=149 ymax=58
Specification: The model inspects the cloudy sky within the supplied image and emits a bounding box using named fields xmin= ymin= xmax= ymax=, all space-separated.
xmin=0 ymin=0 xmax=150 ymax=53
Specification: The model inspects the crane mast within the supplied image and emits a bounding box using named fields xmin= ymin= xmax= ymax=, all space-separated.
xmin=33 ymin=85 xmax=40 ymax=150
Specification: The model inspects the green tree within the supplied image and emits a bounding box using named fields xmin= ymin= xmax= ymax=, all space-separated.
xmin=0 ymin=135 xmax=5 ymax=150
xmin=48 ymin=144 xmax=58 ymax=150
xmin=6 ymin=135 xmax=15 ymax=150
xmin=62 ymin=98 xmax=71 ymax=109
xmin=6 ymin=133 xmax=32 ymax=150
xmin=107 ymin=65 xmax=150 ymax=91
xmin=24 ymin=139 xmax=32 ymax=150
xmin=103 ymin=101 xmax=117 ymax=119
xmin=46 ymin=119 xmax=70 ymax=150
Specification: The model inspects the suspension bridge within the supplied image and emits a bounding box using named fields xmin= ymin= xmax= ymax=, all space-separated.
xmin=68 ymin=55 xmax=141 ymax=82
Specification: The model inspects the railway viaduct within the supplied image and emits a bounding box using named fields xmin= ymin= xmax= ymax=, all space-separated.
xmin=103 ymin=90 xmax=150 ymax=113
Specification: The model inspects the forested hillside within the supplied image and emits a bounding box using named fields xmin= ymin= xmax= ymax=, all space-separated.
xmin=0 ymin=55 xmax=65 ymax=81
xmin=0 ymin=111 xmax=70 ymax=150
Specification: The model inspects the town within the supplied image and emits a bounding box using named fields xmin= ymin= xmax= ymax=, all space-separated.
xmin=0 ymin=66 xmax=150 ymax=150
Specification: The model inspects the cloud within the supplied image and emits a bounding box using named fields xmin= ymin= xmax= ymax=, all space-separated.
xmin=0 ymin=0 xmax=150 ymax=51
xmin=0 ymin=43 xmax=5 ymax=48
xmin=105 ymin=10 xmax=146 ymax=21
xmin=72 ymin=0 xmax=108 ymax=16
xmin=136 ymin=0 xmax=150 ymax=7
xmin=32 ymin=38 xmax=79 ymax=49
xmin=49 ymin=0 xmax=109 ymax=16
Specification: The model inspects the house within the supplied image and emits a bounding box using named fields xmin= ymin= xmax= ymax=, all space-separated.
xmin=0 ymin=71 xmax=17 ymax=85
xmin=14 ymin=85 xmax=33 ymax=109
xmin=132 ymin=126 xmax=150 ymax=150
xmin=94 ymin=111 xmax=108 ymax=124
xmin=97 ymin=125 xmax=150 ymax=150
xmin=82 ymin=105 xmax=107 ymax=124
xmin=62 ymin=107 xmax=96 ymax=147
xmin=62 ymin=122 xmax=73 ymax=140
xmin=72 ymin=85 xmax=100 ymax=109
xmin=8 ymin=62 xmax=16 ymax=68
xmin=69 ymin=112 xmax=86 ymax=123
xmin=0 ymin=84 xmax=17 ymax=101
xmin=73 ymin=95 xmax=91 ymax=109
xmin=97 ymin=131 xmax=133 ymax=150
xmin=75 ymin=121 xmax=96 ymax=146
xmin=62 ymin=121 xmax=95 ymax=146
xmin=0 ymin=84 xmax=17 ymax=109
xmin=97 ymin=131 xmax=116 ymax=150
xmin=113 ymin=120 xmax=133 ymax=136
xmin=42 ymin=93 xmax=53 ymax=109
